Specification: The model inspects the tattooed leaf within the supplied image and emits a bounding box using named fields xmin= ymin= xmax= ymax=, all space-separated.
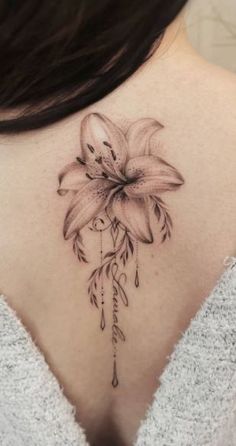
xmin=88 ymin=269 xmax=96 ymax=280
xmin=98 ymin=267 xmax=103 ymax=277
xmin=166 ymin=213 xmax=173 ymax=228
xmin=156 ymin=196 xmax=165 ymax=206
xmin=162 ymin=233 xmax=168 ymax=243
xmin=92 ymin=294 xmax=98 ymax=308
xmin=105 ymin=263 xmax=111 ymax=277
xmin=73 ymin=233 xmax=88 ymax=263
xmin=154 ymin=204 xmax=161 ymax=221
xmin=104 ymin=251 xmax=116 ymax=259
xmin=128 ymin=239 xmax=134 ymax=254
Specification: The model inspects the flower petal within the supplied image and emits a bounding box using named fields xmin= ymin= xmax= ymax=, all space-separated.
xmin=124 ymin=155 xmax=184 ymax=198
xmin=57 ymin=162 xmax=88 ymax=196
xmin=126 ymin=119 xmax=163 ymax=158
xmin=112 ymin=193 xmax=153 ymax=244
xmin=63 ymin=179 xmax=114 ymax=239
xmin=80 ymin=113 xmax=127 ymax=177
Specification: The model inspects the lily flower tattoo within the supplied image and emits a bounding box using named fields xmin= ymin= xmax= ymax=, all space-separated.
xmin=57 ymin=113 xmax=185 ymax=387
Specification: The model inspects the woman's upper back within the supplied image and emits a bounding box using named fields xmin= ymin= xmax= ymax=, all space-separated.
xmin=0 ymin=24 xmax=236 ymax=445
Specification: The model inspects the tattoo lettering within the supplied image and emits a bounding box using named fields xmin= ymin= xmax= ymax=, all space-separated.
xmin=57 ymin=113 xmax=184 ymax=387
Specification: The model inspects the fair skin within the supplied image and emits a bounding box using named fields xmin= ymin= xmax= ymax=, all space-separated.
xmin=0 ymin=11 xmax=235 ymax=446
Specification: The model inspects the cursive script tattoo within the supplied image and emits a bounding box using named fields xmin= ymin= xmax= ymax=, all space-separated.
xmin=57 ymin=113 xmax=185 ymax=387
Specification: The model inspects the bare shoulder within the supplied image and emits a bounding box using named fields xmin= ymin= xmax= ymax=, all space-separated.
xmin=203 ymin=63 xmax=236 ymax=126
xmin=210 ymin=66 xmax=236 ymax=175
xmin=194 ymin=60 xmax=236 ymax=195
xmin=188 ymin=59 xmax=236 ymax=167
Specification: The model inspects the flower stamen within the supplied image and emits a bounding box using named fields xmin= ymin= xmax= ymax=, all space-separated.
xmin=76 ymin=156 xmax=86 ymax=165
xmin=103 ymin=141 xmax=112 ymax=148
xmin=86 ymin=173 xmax=94 ymax=180
xmin=111 ymin=150 xmax=117 ymax=161
xmin=91 ymin=156 xmax=124 ymax=183
xmin=87 ymin=144 xmax=95 ymax=153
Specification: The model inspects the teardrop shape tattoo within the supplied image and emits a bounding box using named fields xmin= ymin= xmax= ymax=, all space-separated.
xmin=57 ymin=112 xmax=185 ymax=387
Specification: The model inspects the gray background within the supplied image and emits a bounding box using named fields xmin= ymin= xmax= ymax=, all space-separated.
xmin=186 ymin=0 xmax=236 ymax=72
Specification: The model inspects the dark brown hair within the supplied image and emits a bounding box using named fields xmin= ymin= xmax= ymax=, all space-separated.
xmin=0 ymin=0 xmax=188 ymax=133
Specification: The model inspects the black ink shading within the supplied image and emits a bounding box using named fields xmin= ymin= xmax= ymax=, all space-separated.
xmin=57 ymin=112 xmax=185 ymax=387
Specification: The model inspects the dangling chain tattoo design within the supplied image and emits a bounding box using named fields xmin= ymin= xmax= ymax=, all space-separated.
xmin=57 ymin=113 xmax=185 ymax=387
